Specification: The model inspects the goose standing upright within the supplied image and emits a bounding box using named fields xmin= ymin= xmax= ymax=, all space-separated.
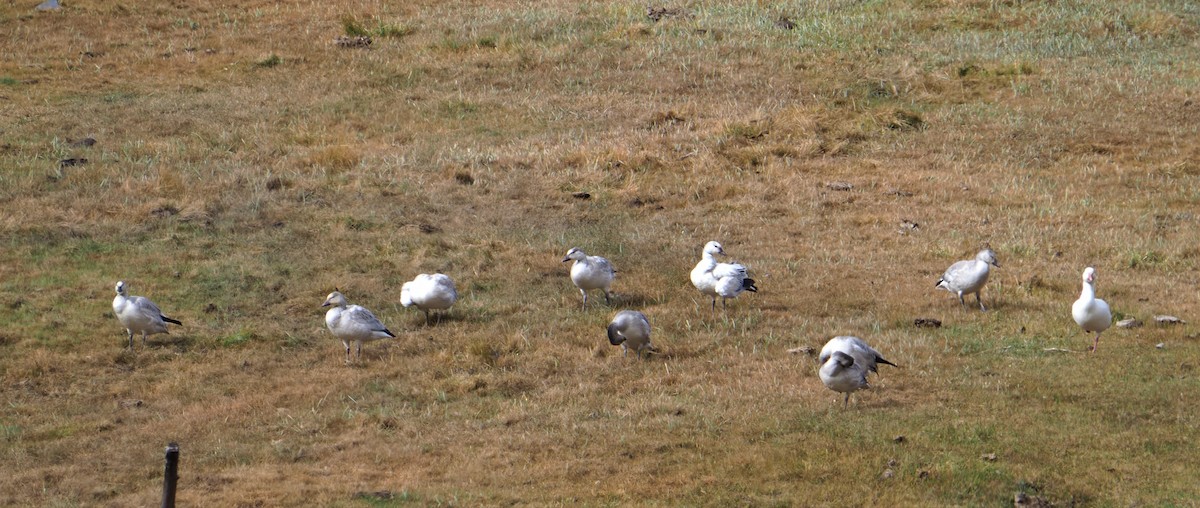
xmin=562 ymin=248 xmax=616 ymax=310
xmin=1072 ymin=267 xmax=1112 ymax=353
xmin=690 ymin=241 xmax=757 ymax=312
xmin=606 ymin=310 xmax=654 ymax=359
xmin=936 ymin=248 xmax=1000 ymax=311
xmin=817 ymin=336 xmax=896 ymax=408
xmin=322 ymin=290 xmax=396 ymax=364
xmin=400 ymin=273 xmax=457 ymax=324
xmin=112 ymin=281 xmax=182 ymax=350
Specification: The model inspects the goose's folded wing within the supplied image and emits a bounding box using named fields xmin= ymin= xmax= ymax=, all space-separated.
xmin=712 ymin=262 xmax=747 ymax=280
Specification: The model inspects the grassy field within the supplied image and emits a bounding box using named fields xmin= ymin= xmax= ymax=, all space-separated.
xmin=2 ymin=0 xmax=1200 ymax=506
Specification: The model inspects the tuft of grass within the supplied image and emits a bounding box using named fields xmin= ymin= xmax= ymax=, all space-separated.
xmin=342 ymin=15 xmax=370 ymax=37
xmin=1 ymin=423 xmax=21 ymax=441
xmin=353 ymin=489 xmax=421 ymax=507
xmin=723 ymin=121 xmax=769 ymax=142
xmin=888 ymin=109 xmax=926 ymax=131
xmin=439 ymin=99 xmax=479 ymax=119
xmin=221 ymin=328 xmax=257 ymax=347
xmin=1127 ymin=250 xmax=1164 ymax=269
xmin=343 ymin=15 xmax=414 ymax=38
xmin=308 ymin=145 xmax=361 ymax=171
xmin=343 ymin=217 xmax=375 ymax=232
xmin=255 ymin=53 xmax=282 ymax=68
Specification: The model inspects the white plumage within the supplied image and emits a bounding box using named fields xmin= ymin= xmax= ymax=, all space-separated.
xmin=562 ymin=247 xmax=615 ymax=310
xmin=690 ymin=241 xmax=757 ymax=312
xmin=936 ymin=248 xmax=1000 ymax=311
xmin=817 ymin=336 xmax=896 ymax=407
xmin=1072 ymin=267 xmax=1112 ymax=353
xmin=322 ymin=290 xmax=395 ymax=363
xmin=112 ymin=281 xmax=182 ymax=350
xmin=606 ymin=310 xmax=654 ymax=358
xmin=400 ymin=273 xmax=457 ymax=324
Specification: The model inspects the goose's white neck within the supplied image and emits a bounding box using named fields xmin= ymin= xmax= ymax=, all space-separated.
xmin=1079 ymin=281 xmax=1095 ymax=301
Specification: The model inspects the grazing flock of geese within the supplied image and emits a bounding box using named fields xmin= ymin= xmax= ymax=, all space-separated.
xmin=110 ymin=242 xmax=1114 ymax=407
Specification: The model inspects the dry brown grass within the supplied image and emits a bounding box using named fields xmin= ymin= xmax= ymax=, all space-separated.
xmin=2 ymin=0 xmax=1200 ymax=506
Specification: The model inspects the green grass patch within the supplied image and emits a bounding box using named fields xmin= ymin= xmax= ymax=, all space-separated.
xmin=221 ymin=328 xmax=258 ymax=347
xmin=255 ymin=54 xmax=282 ymax=68
xmin=438 ymin=99 xmax=479 ymax=119
xmin=1 ymin=423 xmax=21 ymax=441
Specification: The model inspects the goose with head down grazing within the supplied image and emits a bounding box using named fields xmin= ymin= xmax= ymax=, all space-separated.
xmin=936 ymin=248 xmax=1000 ymax=311
xmin=1072 ymin=267 xmax=1112 ymax=353
xmin=606 ymin=310 xmax=654 ymax=359
xmin=112 ymin=281 xmax=182 ymax=350
xmin=322 ymin=290 xmax=395 ymax=364
xmin=562 ymin=247 xmax=616 ymax=310
xmin=401 ymin=273 xmax=457 ymax=324
xmin=690 ymin=241 xmax=757 ymax=313
xmin=817 ymin=336 xmax=896 ymax=408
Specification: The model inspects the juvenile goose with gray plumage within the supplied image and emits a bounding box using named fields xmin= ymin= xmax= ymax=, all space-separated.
xmin=112 ymin=281 xmax=182 ymax=350
xmin=322 ymin=290 xmax=395 ymax=364
xmin=562 ymin=247 xmax=616 ymax=310
xmin=607 ymin=310 xmax=654 ymax=358
xmin=936 ymin=248 xmax=1000 ymax=311
xmin=818 ymin=336 xmax=896 ymax=408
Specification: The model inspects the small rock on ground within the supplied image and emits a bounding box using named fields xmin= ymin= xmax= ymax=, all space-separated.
xmin=1116 ymin=318 xmax=1142 ymax=328
xmin=1154 ymin=315 xmax=1185 ymax=325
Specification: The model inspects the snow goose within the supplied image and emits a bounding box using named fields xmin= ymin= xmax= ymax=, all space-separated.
xmin=1072 ymin=267 xmax=1112 ymax=353
xmin=818 ymin=336 xmax=896 ymax=407
xmin=562 ymin=247 xmax=616 ymax=310
xmin=401 ymin=273 xmax=457 ymax=324
xmin=607 ymin=310 xmax=654 ymax=359
xmin=322 ymin=290 xmax=396 ymax=363
xmin=112 ymin=281 xmax=182 ymax=350
xmin=936 ymin=248 xmax=1000 ymax=311
xmin=690 ymin=241 xmax=757 ymax=312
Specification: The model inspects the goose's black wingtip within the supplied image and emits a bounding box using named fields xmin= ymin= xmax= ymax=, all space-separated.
xmin=162 ymin=316 xmax=183 ymax=326
xmin=743 ymin=278 xmax=758 ymax=292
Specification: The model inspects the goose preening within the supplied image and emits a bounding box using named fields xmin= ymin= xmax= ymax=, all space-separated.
xmin=936 ymin=248 xmax=1000 ymax=311
xmin=322 ymin=290 xmax=396 ymax=363
xmin=606 ymin=310 xmax=654 ymax=358
xmin=1072 ymin=267 xmax=1112 ymax=353
xmin=112 ymin=281 xmax=182 ymax=350
xmin=562 ymin=247 xmax=615 ymax=310
xmin=817 ymin=336 xmax=896 ymax=408
xmin=401 ymin=273 xmax=457 ymax=324
xmin=690 ymin=241 xmax=757 ymax=312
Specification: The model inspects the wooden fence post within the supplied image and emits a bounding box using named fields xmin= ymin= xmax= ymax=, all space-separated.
xmin=162 ymin=442 xmax=180 ymax=508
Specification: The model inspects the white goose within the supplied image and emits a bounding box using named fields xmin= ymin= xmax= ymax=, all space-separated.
xmin=936 ymin=248 xmax=1000 ymax=311
xmin=607 ymin=310 xmax=654 ymax=359
xmin=562 ymin=247 xmax=616 ymax=310
xmin=401 ymin=273 xmax=457 ymax=324
xmin=690 ymin=241 xmax=757 ymax=312
xmin=817 ymin=336 xmax=896 ymax=408
xmin=322 ymin=290 xmax=395 ymax=363
xmin=112 ymin=281 xmax=182 ymax=350
xmin=1072 ymin=267 xmax=1112 ymax=353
